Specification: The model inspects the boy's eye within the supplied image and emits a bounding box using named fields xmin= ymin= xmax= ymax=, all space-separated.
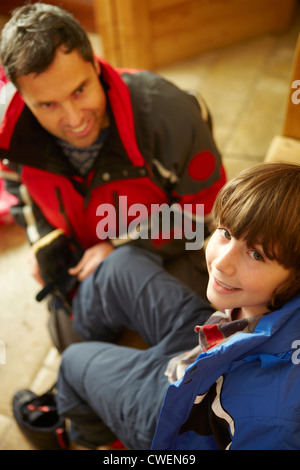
xmin=249 ymin=250 xmax=264 ymax=261
xmin=219 ymin=228 xmax=231 ymax=240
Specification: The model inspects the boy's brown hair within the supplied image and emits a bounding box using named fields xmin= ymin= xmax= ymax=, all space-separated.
xmin=211 ymin=162 xmax=300 ymax=309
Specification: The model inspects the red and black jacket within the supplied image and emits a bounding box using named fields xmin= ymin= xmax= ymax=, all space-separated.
xmin=0 ymin=58 xmax=226 ymax=253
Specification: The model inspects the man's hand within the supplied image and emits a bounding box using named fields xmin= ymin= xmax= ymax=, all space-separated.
xmin=68 ymin=241 xmax=114 ymax=281
xmin=28 ymin=246 xmax=45 ymax=286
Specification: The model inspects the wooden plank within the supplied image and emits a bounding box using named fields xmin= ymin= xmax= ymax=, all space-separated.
xmin=94 ymin=0 xmax=152 ymax=68
xmin=94 ymin=0 xmax=297 ymax=69
xmin=152 ymin=0 xmax=293 ymax=37
xmin=113 ymin=0 xmax=152 ymax=68
xmin=150 ymin=0 xmax=297 ymax=68
xmin=0 ymin=0 xmax=95 ymax=32
xmin=93 ymin=0 xmax=122 ymax=64
xmin=149 ymin=0 xmax=186 ymax=10
xmin=60 ymin=0 xmax=95 ymax=31
xmin=283 ymin=34 xmax=300 ymax=139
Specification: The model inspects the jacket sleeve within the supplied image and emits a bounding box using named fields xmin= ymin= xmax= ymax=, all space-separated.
xmin=0 ymin=160 xmax=56 ymax=244
xmin=147 ymin=75 xmax=225 ymax=214
xmin=123 ymin=72 xmax=226 ymax=256
xmin=229 ymin=416 xmax=300 ymax=450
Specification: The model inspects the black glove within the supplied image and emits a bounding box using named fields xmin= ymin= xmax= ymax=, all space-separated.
xmin=32 ymin=229 xmax=83 ymax=301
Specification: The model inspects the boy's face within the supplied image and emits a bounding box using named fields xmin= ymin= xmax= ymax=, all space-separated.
xmin=17 ymin=48 xmax=109 ymax=147
xmin=206 ymin=227 xmax=291 ymax=318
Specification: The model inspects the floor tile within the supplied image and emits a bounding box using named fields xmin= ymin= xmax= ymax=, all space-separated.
xmin=0 ymin=413 xmax=11 ymax=444
xmin=0 ymin=420 xmax=36 ymax=450
xmin=225 ymin=74 xmax=290 ymax=158
xmin=0 ymin=225 xmax=52 ymax=416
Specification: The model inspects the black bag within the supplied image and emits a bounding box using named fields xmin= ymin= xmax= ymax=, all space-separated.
xmin=32 ymin=229 xmax=83 ymax=352
xmin=12 ymin=388 xmax=69 ymax=450
xmin=33 ymin=229 xmax=83 ymax=302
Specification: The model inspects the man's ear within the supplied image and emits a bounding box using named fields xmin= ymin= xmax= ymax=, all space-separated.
xmin=93 ymin=56 xmax=101 ymax=75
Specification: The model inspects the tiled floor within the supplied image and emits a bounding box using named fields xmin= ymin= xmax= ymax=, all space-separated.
xmin=0 ymin=7 xmax=300 ymax=450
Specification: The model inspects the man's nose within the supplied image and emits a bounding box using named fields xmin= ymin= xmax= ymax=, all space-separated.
xmin=63 ymin=102 xmax=82 ymax=127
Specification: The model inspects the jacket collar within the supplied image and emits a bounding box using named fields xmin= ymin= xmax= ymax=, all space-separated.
xmin=0 ymin=59 xmax=148 ymax=173
xmin=186 ymin=294 xmax=300 ymax=396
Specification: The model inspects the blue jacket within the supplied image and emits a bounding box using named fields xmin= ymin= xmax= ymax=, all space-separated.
xmin=152 ymin=294 xmax=300 ymax=450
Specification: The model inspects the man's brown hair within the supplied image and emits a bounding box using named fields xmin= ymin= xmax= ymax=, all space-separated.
xmin=0 ymin=3 xmax=94 ymax=87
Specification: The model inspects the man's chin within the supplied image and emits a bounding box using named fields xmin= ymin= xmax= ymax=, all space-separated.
xmin=61 ymin=131 xmax=99 ymax=148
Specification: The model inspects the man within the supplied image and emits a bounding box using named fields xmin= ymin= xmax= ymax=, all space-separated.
xmin=0 ymin=3 xmax=225 ymax=350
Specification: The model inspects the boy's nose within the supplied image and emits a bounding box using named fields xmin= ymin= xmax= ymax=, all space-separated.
xmin=214 ymin=248 xmax=236 ymax=277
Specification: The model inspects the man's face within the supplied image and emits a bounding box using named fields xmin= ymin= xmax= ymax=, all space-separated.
xmin=17 ymin=48 xmax=109 ymax=147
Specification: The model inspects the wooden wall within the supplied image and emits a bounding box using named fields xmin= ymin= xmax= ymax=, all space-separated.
xmin=0 ymin=0 xmax=297 ymax=69
xmin=0 ymin=0 xmax=95 ymax=32
xmin=283 ymin=34 xmax=300 ymax=140
xmin=93 ymin=0 xmax=297 ymax=69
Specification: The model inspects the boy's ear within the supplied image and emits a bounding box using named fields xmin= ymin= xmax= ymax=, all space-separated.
xmin=93 ymin=56 xmax=101 ymax=75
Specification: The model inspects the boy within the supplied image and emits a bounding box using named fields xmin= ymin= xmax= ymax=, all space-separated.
xmin=15 ymin=163 xmax=300 ymax=449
